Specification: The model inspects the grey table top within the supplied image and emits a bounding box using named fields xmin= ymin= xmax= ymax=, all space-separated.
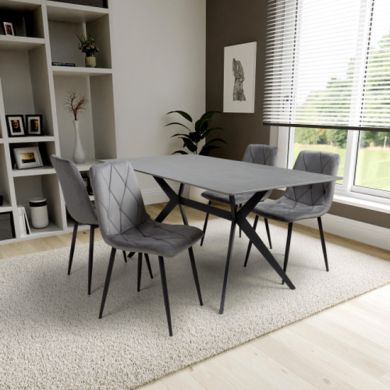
xmin=130 ymin=155 xmax=339 ymax=196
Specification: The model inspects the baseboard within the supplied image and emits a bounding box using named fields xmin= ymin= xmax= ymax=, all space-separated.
xmin=297 ymin=214 xmax=390 ymax=251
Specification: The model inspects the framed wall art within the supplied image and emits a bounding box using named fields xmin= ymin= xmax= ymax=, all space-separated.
xmin=223 ymin=42 xmax=257 ymax=113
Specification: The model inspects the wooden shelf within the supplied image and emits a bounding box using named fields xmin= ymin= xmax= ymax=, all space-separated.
xmin=0 ymin=138 xmax=3 ymax=144
xmin=46 ymin=1 xmax=108 ymax=23
xmin=0 ymin=35 xmax=45 ymax=51
xmin=29 ymin=222 xmax=61 ymax=237
xmin=8 ymin=136 xmax=55 ymax=144
xmin=0 ymin=203 xmax=13 ymax=213
xmin=52 ymin=66 xmax=112 ymax=77
xmin=12 ymin=166 xmax=55 ymax=177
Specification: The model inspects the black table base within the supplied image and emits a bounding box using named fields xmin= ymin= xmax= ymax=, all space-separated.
xmin=153 ymin=177 xmax=296 ymax=314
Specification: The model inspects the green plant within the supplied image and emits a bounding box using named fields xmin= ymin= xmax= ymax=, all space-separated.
xmin=166 ymin=110 xmax=225 ymax=155
xmin=77 ymin=34 xmax=100 ymax=57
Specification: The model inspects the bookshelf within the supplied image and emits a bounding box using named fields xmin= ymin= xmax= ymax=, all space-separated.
xmin=0 ymin=0 xmax=116 ymax=242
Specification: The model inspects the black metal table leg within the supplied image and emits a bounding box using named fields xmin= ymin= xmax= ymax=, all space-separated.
xmin=219 ymin=196 xmax=237 ymax=314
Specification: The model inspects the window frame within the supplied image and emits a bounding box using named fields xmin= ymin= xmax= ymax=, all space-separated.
xmin=273 ymin=126 xmax=390 ymax=205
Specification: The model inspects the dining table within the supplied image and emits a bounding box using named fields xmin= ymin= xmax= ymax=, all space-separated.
xmin=130 ymin=155 xmax=339 ymax=314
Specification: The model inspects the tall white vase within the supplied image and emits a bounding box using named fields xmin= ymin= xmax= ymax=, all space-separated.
xmin=72 ymin=120 xmax=86 ymax=164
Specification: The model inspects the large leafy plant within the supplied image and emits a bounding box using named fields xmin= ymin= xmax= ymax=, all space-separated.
xmin=166 ymin=110 xmax=225 ymax=155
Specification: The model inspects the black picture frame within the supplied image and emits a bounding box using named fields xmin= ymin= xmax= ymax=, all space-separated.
xmin=2 ymin=21 xmax=15 ymax=36
xmin=6 ymin=115 xmax=25 ymax=137
xmin=26 ymin=115 xmax=43 ymax=136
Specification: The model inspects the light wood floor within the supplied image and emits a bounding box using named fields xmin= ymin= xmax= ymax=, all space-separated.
xmin=0 ymin=205 xmax=389 ymax=389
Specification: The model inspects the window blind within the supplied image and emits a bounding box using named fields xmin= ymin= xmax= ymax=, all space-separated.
xmin=263 ymin=0 xmax=390 ymax=131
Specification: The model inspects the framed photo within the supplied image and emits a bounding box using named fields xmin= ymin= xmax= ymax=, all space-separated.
xmin=2 ymin=22 xmax=15 ymax=36
xmin=223 ymin=42 xmax=257 ymax=113
xmin=13 ymin=146 xmax=43 ymax=169
xmin=26 ymin=115 xmax=43 ymax=136
xmin=6 ymin=115 xmax=25 ymax=137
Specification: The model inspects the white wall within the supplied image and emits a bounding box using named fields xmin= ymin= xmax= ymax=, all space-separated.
xmin=110 ymin=0 xmax=206 ymax=203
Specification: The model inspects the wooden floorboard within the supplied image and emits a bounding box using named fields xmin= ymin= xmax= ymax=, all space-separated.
xmin=0 ymin=203 xmax=389 ymax=389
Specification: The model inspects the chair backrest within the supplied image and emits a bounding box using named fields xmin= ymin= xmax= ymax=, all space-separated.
xmin=285 ymin=150 xmax=339 ymax=209
xmin=50 ymin=155 xmax=97 ymax=225
xmin=242 ymin=144 xmax=278 ymax=166
xmin=90 ymin=160 xmax=148 ymax=239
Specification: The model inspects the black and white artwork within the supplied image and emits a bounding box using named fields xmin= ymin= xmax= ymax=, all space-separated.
xmin=223 ymin=42 xmax=257 ymax=113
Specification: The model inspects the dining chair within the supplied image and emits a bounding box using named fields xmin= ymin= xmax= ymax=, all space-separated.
xmin=200 ymin=144 xmax=278 ymax=247
xmin=51 ymin=156 xmax=153 ymax=295
xmin=90 ymin=160 xmax=204 ymax=336
xmin=244 ymin=151 xmax=339 ymax=278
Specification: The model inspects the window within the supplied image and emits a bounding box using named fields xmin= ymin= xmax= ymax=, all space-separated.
xmin=265 ymin=0 xmax=390 ymax=200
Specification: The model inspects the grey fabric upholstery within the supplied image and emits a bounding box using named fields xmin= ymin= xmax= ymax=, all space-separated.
xmin=254 ymin=151 xmax=340 ymax=222
xmin=51 ymin=156 xmax=98 ymax=226
xmin=90 ymin=160 xmax=202 ymax=257
xmin=201 ymin=144 xmax=278 ymax=204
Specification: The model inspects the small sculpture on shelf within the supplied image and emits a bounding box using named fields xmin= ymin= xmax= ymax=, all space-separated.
xmin=65 ymin=92 xmax=87 ymax=164
xmin=77 ymin=34 xmax=100 ymax=68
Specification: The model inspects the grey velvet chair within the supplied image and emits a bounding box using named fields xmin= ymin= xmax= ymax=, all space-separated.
xmin=90 ymin=160 xmax=204 ymax=336
xmin=244 ymin=151 xmax=340 ymax=278
xmin=200 ymin=144 xmax=278 ymax=247
xmin=51 ymin=156 xmax=153 ymax=295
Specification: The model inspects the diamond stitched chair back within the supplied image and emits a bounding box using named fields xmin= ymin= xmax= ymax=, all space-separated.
xmin=90 ymin=160 xmax=204 ymax=336
xmin=51 ymin=156 xmax=133 ymax=296
xmin=245 ymin=150 xmax=339 ymax=276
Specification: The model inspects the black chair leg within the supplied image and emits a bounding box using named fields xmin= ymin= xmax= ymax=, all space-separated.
xmin=88 ymin=226 xmax=95 ymax=295
xmin=264 ymin=218 xmax=272 ymax=249
xmin=200 ymin=201 xmax=211 ymax=246
xmin=158 ymin=256 xmax=173 ymax=336
xmin=282 ymin=223 xmax=293 ymax=285
xmin=318 ymin=217 xmax=329 ymax=272
xmin=122 ymin=251 xmax=127 ymax=263
xmin=188 ymin=247 xmax=203 ymax=306
xmin=238 ymin=204 xmax=242 ymax=238
xmin=128 ymin=252 xmax=135 ymax=259
xmin=243 ymin=215 xmax=259 ymax=267
xmin=137 ymin=253 xmax=143 ymax=292
xmin=144 ymin=253 xmax=154 ymax=279
xmin=68 ymin=222 xmax=78 ymax=275
xmin=99 ymin=247 xmax=117 ymax=319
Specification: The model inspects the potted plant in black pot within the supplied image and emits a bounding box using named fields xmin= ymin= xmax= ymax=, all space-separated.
xmin=166 ymin=110 xmax=225 ymax=200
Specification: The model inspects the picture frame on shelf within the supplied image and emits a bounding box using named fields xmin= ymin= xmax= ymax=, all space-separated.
xmin=26 ymin=115 xmax=43 ymax=136
xmin=6 ymin=115 xmax=25 ymax=137
xmin=2 ymin=22 xmax=15 ymax=36
xmin=13 ymin=146 xmax=43 ymax=170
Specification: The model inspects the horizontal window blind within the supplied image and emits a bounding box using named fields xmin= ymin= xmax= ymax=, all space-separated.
xmin=263 ymin=0 xmax=390 ymax=131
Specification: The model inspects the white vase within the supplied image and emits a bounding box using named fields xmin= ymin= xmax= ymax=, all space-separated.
xmin=73 ymin=120 xmax=86 ymax=164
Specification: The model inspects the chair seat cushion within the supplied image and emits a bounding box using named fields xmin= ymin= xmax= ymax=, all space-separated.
xmin=201 ymin=190 xmax=271 ymax=205
xmin=254 ymin=198 xmax=326 ymax=222
xmin=106 ymin=218 xmax=203 ymax=258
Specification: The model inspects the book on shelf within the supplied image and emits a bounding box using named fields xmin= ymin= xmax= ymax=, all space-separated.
xmin=18 ymin=207 xmax=31 ymax=237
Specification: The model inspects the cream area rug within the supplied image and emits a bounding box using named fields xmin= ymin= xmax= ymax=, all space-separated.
xmin=0 ymin=218 xmax=389 ymax=389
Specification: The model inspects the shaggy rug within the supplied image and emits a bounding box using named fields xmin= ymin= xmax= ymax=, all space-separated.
xmin=0 ymin=218 xmax=389 ymax=389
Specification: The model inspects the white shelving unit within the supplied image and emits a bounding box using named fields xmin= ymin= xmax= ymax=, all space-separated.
xmin=0 ymin=0 xmax=116 ymax=242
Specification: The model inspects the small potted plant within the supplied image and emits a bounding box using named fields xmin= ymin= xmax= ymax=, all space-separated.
xmin=77 ymin=34 xmax=100 ymax=68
